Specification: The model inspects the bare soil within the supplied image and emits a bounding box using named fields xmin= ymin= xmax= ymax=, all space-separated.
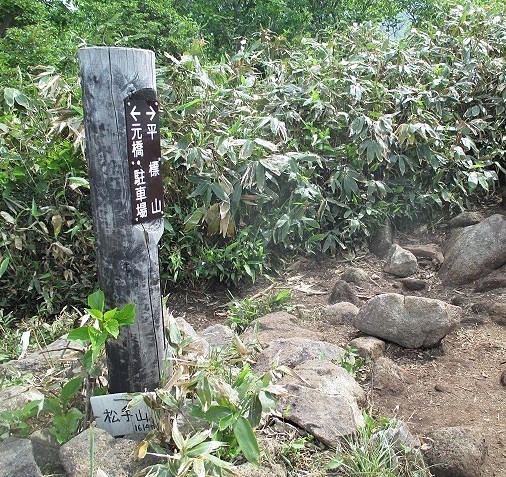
xmin=169 ymin=216 xmax=506 ymax=477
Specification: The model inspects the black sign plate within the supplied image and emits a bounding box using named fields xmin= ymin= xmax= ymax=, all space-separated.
xmin=125 ymin=99 xmax=163 ymax=224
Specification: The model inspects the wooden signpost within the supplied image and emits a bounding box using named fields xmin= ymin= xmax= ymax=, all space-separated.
xmin=79 ymin=47 xmax=166 ymax=393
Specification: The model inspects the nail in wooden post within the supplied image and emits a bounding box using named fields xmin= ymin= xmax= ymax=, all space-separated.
xmin=79 ymin=47 xmax=166 ymax=392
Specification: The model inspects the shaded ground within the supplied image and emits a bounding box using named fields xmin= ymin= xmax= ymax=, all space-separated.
xmin=169 ymin=217 xmax=506 ymax=477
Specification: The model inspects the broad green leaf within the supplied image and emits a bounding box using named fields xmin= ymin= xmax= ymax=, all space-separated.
xmin=248 ymin=396 xmax=262 ymax=428
xmin=171 ymin=419 xmax=185 ymax=451
xmin=186 ymin=429 xmax=212 ymax=449
xmin=115 ymin=303 xmax=135 ymax=326
xmin=467 ymin=171 xmax=478 ymax=190
xmin=88 ymin=290 xmax=105 ymax=312
xmin=0 ymin=257 xmax=9 ymax=279
xmin=61 ymin=376 xmax=84 ymax=405
xmin=240 ymin=140 xmax=255 ymax=160
xmin=187 ymin=440 xmax=225 ymax=458
xmin=3 ymin=87 xmax=18 ymax=107
xmin=211 ymin=183 xmax=229 ymax=202
xmin=254 ymin=138 xmax=277 ymax=152
xmin=233 ymin=415 xmax=260 ymax=464
xmin=68 ymin=177 xmax=90 ymax=190
xmin=43 ymin=397 xmax=62 ymax=415
xmin=205 ymin=405 xmax=233 ymax=424
xmin=104 ymin=319 xmax=119 ymax=338
xmin=67 ymin=326 xmax=91 ymax=343
xmin=204 ymin=454 xmax=236 ymax=471
xmin=103 ymin=309 xmax=118 ymax=320
xmin=14 ymin=93 xmax=30 ymax=109
xmin=0 ymin=211 xmax=15 ymax=224
xmin=184 ymin=208 xmax=204 ymax=231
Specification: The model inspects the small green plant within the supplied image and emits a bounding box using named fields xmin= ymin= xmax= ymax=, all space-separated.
xmin=42 ymin=376 xmax=84 ymax=444
xmin=0 ymin=400 xmax=42 ymax=440
xmin=0 ymin=290 xmax=136 ymax=444
xmin=327 ymin=414 xmax=431 ymax=477
xmin=67 ymin=289 xmax=135 ymax=375
xmin=227 ymin=289 xmax=292 ymax=334
xmin=135 ymin=312 xmax=288 ymax=475
xmin=338 ymin=347 xmax=368 ymax=378
xmin=280 ymin=435 xmax=314 ymax=469
xmin=194 ymin=230 xmax=266 ymax=285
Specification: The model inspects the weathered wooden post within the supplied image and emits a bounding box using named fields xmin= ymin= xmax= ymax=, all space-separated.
xmin=79 ymin=47 xmax=166 ymax=393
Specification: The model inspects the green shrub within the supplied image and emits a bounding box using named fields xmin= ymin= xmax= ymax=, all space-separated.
xmin=161 ymin=3 xmax=505 ymax=257
xmin=327 ymin=414 xmax=430 ymax=476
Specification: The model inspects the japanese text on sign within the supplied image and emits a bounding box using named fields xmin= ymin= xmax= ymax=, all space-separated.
xmin=90 ymin=393 xmax=155 ymax=436
xmin=125 ymin=99 xmax=164 ymax=224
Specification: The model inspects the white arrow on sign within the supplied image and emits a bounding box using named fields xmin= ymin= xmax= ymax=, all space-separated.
xmin=130 ymin=106 xmax=141 ymax=121
xmin=146 ymin=105 xmax=156 ymax=121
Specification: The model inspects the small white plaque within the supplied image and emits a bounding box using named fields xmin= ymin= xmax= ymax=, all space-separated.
xmin=90 ymin=393 xmax=155 ymax=436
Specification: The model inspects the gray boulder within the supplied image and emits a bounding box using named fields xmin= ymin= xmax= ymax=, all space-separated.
xmin=253 ymin=337 xmax=345 ymax=372
xmin=0 ymin=386 xmax=43 ymax=413
xmin=371 ymin=420 xmax=420 ymax=450
xmin=348 ymin=336 xmax=385 ymax=360
xmin=352 ymin=294 xmax=461 ymax=348
xmin=473 ymin=267 xmax=506 ymax=292
xmin=320 ymin=302 xmax=359 ymax=325
xmin=328 ymin=280 xmax=360 ymax=306
xmin=0 ymin=335 xmax=84 ymax=379
xmin=60 ymin=428 xmax=157 ymax=477
xmin=199 ymin=324 xmax=234 ymax=348
xmin=30 ymin=429 xmax=63 ymax=475
xmin=341 ymin=267 xmax=370 ymax=285
xmin=279 ymin=359 xmax=365 ymax=446
xmin=423 ymin=426 xmax=487 ymax=477
xmin=403 ymin=244 xmax=444 ymax=267
xmin=372 ymin=357 xmax=410 ymax=395
xmin=399 ymin=278 xmax=427 ymax=291
xmin=0 ymin=438 xmax=42 ymax=477
xmin=447 ymin=211 xmax=483 ymax=229
xmin=383 ymin=244 xmax=418 ymax=278
xmin=439 ymin=214 xmax=506 ymax=285
xmin=243 ymin=312 xmax=322 ymax=346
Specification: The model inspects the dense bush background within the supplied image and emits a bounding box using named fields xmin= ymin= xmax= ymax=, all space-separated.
xmin=0 ymin=0 xmax=505 ymax=329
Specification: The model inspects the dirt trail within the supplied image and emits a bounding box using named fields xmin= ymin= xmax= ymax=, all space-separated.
xmin=171 ymin=224 xmax=506 ymax=476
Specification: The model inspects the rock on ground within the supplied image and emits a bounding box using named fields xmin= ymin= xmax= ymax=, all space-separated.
xmin=328 ymin=280 xmax=360 ymax=306
xmin=371 ymin=357 xmax=411 ymax=395
xmin=0 ymin=386 xmax=43 ymax=413
xmin=383 ymin=244 xmax=418 ymax=278
xmin=447 ymin=211 xmax=484 ymax=229
xmin=199 ymin=324 xmax=234 ymax=348
xmin=30 ymin=429 xmax=63 ymax=475
xmin=243 ymin=312 xmax=322 ymax=346
xmin=371 ymin=420 xmax=420 ymax=451
xmin=352 ymin=293 xmax=461 ymax=348
xmin=403 ymin=244 xmax=444 ymax=266
xmin=60 ymin=428 xmax=157 ymax=477
xmin=399 ymin=278 xmax=427 ymax=291
xmin=341 ymin=266 xmax=370 ymax=285
xmin=253 ymin=337 xmax=345 ymax=372
xmin=279 ymin=359 xmax=365 ymax=446
xmin=320 ymin=302 xmax=359 ymax=325
xmin=0 ymin=335 xmax=84 ymax=379
xmin=439 ymin=213 xmax=506 ymax=286
xmin=423 ymin=426 xmax=487 ymax=477
xmin=0 ymin=437 xmax=42 ymax=477
xmin=473 ymin=267 xmax=506 ymax=292
xmin=348 ymin=336 xmax=385 ymax=360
